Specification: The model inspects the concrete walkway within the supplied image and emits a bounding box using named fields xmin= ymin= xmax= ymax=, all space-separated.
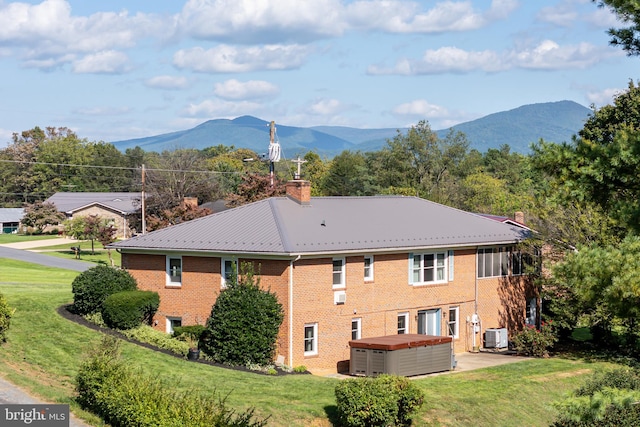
xmin=0 ymin=237 xmax=79 ymax=250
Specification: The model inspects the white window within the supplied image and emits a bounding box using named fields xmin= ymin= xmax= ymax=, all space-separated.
xmin=397 ymin=312 xmax=409 ymax=334
xmin=448 ymin=307 xmax=459 ymax=339
xmin=364 ymin=255 xmax=374 ymax=281
xmin=332 ymin=258 xmax=345 ymax=288
xmin=526 ymin=297 xmax=537 ymax=326
xmin=221 ymin=258 xmax=237 ymax=288
xmin=411 ymin=252 xmax=447 ymax=285
xmin=477 ymin=247 xmax=510 ymax=278
xmin=166 ymin=256 xmax=182 ymax=286
xmin=351 ymin=318 xmax=361 ymax=340
xmin=304 ymin=323 xmax=318 ymax=356
xmin=166 ymin=317 xmax=182 ymax=334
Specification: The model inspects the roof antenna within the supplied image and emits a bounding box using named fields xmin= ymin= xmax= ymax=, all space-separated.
xmin=292 ymin=156 xmax=307 ymax=180
xmin=267 ymin=121 xmax=281 ymax=187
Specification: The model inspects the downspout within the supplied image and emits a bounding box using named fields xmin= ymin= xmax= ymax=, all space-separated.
xmin=473 ymin=246 xmax=479 ymax=352
xmin=289 ymin=255 xmax=301 ymax=367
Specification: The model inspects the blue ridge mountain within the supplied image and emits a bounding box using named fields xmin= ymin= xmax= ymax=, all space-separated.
xmin=111 ymin=100 xmax=591 ymax=157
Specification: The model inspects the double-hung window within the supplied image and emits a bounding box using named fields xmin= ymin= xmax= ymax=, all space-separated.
xmin=448 ymin=307 xmax=459 ymax=338
xmin=397 ymin=312 xmax=409 ymax=334
xmin=304 ymin=323 xmax=318 ymax=356
xmin=477 ymin=247 xmax=510 ymax=278
xmin=364 ymin=256 xmax=374 ymax=281
xmin=351 ymin=318 xmax=361 ymax=340
xmin=166 ymin=256 xmax=182 ymax=286
xmin=221 ymin=258 xmax=237 ymax=288
xmin=332 ymin=258 xmax=345 ymax=288
xmin=411 ymin=252 xmax=447 ymax=285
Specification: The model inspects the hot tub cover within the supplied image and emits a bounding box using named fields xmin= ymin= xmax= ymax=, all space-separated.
xmin=349 ymin=334 xmax=452 ymax=351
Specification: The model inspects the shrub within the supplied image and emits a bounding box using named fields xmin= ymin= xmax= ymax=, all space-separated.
xmin=71 ymin=265 xmax=137 ymax=315
xmin=200 ymin=262 xmax=284 ymax=366
xmin=0 ymin=293 xmax=15 ymax=343
xmin=552 ymin=368 xmax=640 ymax=426
xmin=173 ymin=325 xmax=206 ymax=349
xmin=76 ymin=335 xmax=268 ymax=427
xmin=101 ymin=290 xmax=159 ymax=330
xmin=335 ymin=374 xmax=424 ymax=427
xmin=511 ymin=321 xmax=558 ymax=357
xmin=120 ymin=324 xmax=190 ymax=356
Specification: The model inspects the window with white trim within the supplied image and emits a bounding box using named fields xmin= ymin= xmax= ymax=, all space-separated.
xmin=166 ymin=256 xmax=182 ymax=286
xmin=351 ymin=318 xmax=361 ymax=340
xmin=364 ymin=255 xmax=374 ymax=281
xmin=166 ymin=317 xmax=182 ymax=334
xmin=477 ymin=247 xmax=510 ymax=278
xmin=304 ymin=323 xmax=318 ymax=356
xmin=411 ymin=252 xmax=447 ymax=285
xmin=448 ymin=307 xmax=459 ymax=339
xmin=332 ymin=258 xmax=345 ymax=288
xmin=221 ymin=258 xmax=237 ymax=288
xmin=397 ymin=312 xmax=409 ymax=334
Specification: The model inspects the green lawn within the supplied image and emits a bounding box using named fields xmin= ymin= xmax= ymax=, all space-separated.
xmin=0 ymin=258 xmax=621 ymax=427
xmin=0 ymin=234 xmax=60 ymax=244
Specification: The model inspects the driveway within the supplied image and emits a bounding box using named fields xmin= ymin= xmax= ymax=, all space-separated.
xmin=0 ymin=238 xmax=91 ymax=272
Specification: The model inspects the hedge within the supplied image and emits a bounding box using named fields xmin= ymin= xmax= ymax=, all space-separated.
xmin=71 ymin=265 xmax=137 ymax=315
xmin=102 ymin=290 xmax=159 ymax=330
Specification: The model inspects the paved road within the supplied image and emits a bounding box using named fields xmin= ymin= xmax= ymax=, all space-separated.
xmin=0 ymin=244 xmax=91 ymax=272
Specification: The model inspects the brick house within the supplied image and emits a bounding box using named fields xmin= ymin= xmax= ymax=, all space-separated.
xmin=46 ymin=192 xmax=140 ymax=239
xmin=110 ymin=180 xmax=536 ymax=374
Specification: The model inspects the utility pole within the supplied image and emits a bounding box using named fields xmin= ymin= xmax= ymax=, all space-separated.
xmin=141 ymin=164 xmax=146 ymax=234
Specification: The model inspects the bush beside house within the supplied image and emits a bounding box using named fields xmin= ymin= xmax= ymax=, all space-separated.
xmin=102 ymin=290 xmax=159 ymax=330
xmin=71 ymin=265 xmax=137 ymax=315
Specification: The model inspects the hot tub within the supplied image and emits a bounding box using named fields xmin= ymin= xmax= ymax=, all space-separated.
xmin=349 ymin=334 xmax=453 ymax=377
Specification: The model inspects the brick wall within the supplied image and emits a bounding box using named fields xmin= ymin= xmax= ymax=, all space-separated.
xmin=123 ymin=247 xmax=532 ymax=374
xmin=71 ymin=206 xmax=132 ymax=238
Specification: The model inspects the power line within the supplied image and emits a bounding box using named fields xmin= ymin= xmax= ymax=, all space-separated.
xmin=0 ymin=159 xmax=243 ymax=175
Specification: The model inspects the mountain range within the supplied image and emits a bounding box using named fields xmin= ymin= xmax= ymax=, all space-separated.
xmin=111 ymin=100 xmax=591 ymax=158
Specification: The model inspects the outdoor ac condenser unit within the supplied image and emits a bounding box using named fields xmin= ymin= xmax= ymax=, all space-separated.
xmin=485 ymin=328 xmax=508 ymax=348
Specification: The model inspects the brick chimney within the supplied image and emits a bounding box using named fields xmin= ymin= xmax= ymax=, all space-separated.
xmin=286 ymin=180 xmax=311 ymax=205
xmin=514 ymin=211 xmax=525 ymax=224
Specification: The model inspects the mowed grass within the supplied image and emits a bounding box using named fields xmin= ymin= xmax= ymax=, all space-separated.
xmin=0 ymin=234 xmax=60 ymax=244
xmin=0 ymin=258 xmax=621 ymax=427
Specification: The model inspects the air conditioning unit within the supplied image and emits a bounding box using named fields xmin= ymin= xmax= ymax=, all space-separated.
xmin=485 ymin=328 xmax=508 ymax=348
xmin=334 ymin=291 xmax=346 ymax=305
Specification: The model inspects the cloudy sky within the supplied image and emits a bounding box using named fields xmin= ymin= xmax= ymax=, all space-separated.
xmin=0 ymin=0 xmax=634 ymax=146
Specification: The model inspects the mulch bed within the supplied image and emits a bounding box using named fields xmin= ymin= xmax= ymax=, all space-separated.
xmin=57 ymin=304 xmax=307 ymax=376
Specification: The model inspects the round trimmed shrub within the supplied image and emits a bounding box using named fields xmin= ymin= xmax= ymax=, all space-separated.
xmin=102 ymin=290 xmax=159 ymax=330
xmin=71 ymin=265 xmax=137 ymax=315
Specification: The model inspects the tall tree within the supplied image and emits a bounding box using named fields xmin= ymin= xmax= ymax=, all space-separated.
xmin=595 ymin=0 xmax=640 ymax=55
xmin=225 ymin=173 xmax=285 ymax=208
xmin=21 ymin=201 xmax=65 ymax=233
xmin=321 ymin=150 xmax=376 ymax=196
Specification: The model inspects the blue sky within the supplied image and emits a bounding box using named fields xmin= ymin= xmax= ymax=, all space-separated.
xmin=0 ymin=0 xmax=634 ymax=147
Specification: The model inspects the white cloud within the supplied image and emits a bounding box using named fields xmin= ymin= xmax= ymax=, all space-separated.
xmin=173 ymin=44 xmax=310 ymax=73
xmin=74 ymin=106 xmax=132 ymax=116
xmin=586 ymin=87 xmax=622 ymax=107
xmin=346 ymin=0 xmax=517 ymax=33
xmin=213 ymin=79 xmax=279 ymax=100
xmin=306 ymin=98 xmax=350 ymax=116
xmin=145 ymin=75 xmax=190 ymax=90
xmin=510 ymin=40 xmax=613 ymax=70
xmin=369 ymin=40 xmax=619 ymax=75
xmin=184 ymin=99 xmax=263 ymax=118
xmin=72 ymin=50 xmax=131 ymax=74
xmin=392 ymin=100 xmax=451 ymax=118
xmin=0 ymin=0 xmax=167 ymax=71
xmin=177 ymin=0 xmax=344 ymax=43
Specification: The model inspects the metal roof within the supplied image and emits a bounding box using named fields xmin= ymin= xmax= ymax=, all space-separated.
xmin=0 ymin=208 xmax=24 ymax=223
xmin=46 ymin=192 xmax=140 ymax=214
xmin=110 ymin=195 xmax=530 ymax=256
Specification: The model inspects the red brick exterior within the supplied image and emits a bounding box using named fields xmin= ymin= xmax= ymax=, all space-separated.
xmin=122 ymin=247 xmax=535 ymax=375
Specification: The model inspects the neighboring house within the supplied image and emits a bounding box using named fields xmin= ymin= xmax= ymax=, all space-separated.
xmin=46 ymin=192 xmax=140 ymax=239
xmin=110 ymin=180 xmax=536 ymax=374
xmin=0 ymin=208 xmax=25 ymax=234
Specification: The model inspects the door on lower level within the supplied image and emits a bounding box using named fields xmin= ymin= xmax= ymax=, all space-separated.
xmin=417 ymin=308 xmax=441 ymax=336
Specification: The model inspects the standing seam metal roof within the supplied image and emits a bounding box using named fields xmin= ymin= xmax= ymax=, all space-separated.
xmin=110 ymin=195 xmax=529 ymax=255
